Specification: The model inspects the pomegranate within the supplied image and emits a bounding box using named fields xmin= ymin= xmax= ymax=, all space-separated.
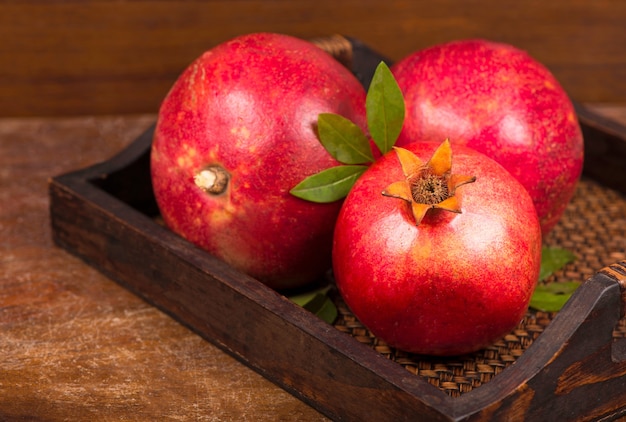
xmin=391 ymin=39 xmax=584 ymax=235
xmin=333 ymin=140 xmax=542 ymax=356
xmin=151 ymin=33 xmax=368 ymax=290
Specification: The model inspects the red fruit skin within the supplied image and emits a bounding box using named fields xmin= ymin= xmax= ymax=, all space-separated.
xmin=391 ymin=39 xmax=584 ymax=235
xmin=333 ymin=142 xmax=542 ymax=356
xmin=151 ymin=33 xmax=368 ymax=290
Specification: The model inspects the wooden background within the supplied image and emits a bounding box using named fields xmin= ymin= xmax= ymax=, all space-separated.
xmin=1 ymin=0 xmax=625 ymax=117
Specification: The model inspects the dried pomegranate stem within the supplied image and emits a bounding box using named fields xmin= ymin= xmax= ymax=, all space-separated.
xmin=194 ymin=165 xmax=230 ymax=194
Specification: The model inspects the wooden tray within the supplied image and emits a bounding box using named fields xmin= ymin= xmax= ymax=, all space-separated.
xmin=49 ymin=36 xmax=626 ymax=421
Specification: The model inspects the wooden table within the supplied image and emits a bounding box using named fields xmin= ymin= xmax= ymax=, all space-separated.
xmin=1 ymin=106 xmax=623 ymax=421
xmin=0 ymin=115 xmax=329 ymax=421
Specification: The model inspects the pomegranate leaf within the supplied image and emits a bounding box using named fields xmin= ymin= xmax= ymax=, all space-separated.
xmin=290 ymin=165 xmax=368 ymax=203
xmin=539 ymin=246 xmax=577 ymax=281
xmin=528 ymin=246 xmax=578 ymax=312
xmin=289 ymin=285 xmax=338 ymax=324
xmin=366 ymin=61 xmax=405 ymax=155
xmin=290 ymin=62 xmax=406 ymax=203
xmin=318 ymin=113 xmax=374 ymax=164
xmin=313 ymin=296 xmax=339 ymax=325
xmin=529 ymin=281 xmax=580 ymax=312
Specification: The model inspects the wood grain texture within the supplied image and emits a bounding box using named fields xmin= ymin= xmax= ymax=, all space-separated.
xmin=1 ymin=0 xmax=625 ymax=116
xmin=0 ymin=116 xmax=328 ymax=421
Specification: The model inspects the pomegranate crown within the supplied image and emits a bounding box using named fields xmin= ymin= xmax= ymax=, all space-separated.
xmin=382 ymin=139 xmax=476 ymax=225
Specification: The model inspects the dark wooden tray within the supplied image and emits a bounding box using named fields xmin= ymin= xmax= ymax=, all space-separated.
xmin=49 ymin=36 xmax=626 ymax=421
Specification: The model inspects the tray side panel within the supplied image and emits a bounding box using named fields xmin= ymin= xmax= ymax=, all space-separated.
xmin=48 ymin=178 xmax=453 ymax=422
xmin=453 ymin=274 xmax=626 ymax=421
xmin=577 ymin=104 xmax=626 ymax=195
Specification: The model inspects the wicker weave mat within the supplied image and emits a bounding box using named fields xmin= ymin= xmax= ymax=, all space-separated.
xmin=330 ymin=176 xmax=626 ymax=397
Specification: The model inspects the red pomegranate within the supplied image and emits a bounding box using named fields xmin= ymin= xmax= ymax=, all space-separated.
xmin=333 ymin=140 xmax=542 ymax=356
xmin=391 ymin=39 xmax=584 ymax=235
xmin=151 ymin=33 xmax=368 ymax=290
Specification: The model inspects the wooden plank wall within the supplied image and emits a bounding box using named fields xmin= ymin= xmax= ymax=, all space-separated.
xmin=1 ymin=0 xmax=625 ymax=117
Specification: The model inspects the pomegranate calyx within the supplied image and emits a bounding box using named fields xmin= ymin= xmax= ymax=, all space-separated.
xmin=382 ymin=139 xmax=476 ymax=225
xmin=194 ymin=165 xmax=230 ymax=195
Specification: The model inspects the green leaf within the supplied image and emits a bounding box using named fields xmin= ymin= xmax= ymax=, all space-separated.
xmin=528 ymin=247 xmax=578 ymax=312
xmin=290 ymin=165 xmax=368 ymax=203
xmin=313 ymin=296 xmax=339 ymax=325
xmin=289 ymin=284 xmax=332 ymax=307
xmin=289 ymin=285 xmax=338 ymax=324
xmin=318 ymin=113 xmax=374 ymax=164
xmin=366 ymin=61 xmax=405 ymax=155
xmin=539 ymin=246 xmax=577 ymax=281
xmin=529 ymin=281 xmax=581 ymax=312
